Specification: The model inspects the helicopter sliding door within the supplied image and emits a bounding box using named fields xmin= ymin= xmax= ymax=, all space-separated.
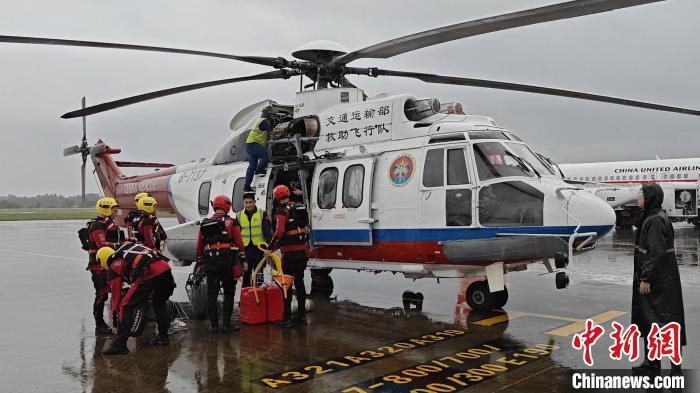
xmin=311 ymin=156 xmax=375 ymax=246
xmin=420 ymin=145 xmax=475 ymax=229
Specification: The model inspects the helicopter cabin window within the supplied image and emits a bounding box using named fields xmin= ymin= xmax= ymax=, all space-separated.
xmin=447 ymin=149 xmax=469 ymax=185
xmin=231 ymin=177 xmax=246 ymax=213
xmin=446 ymin=189 xmax=472 ymax=226
xmin=343 ymin=165 xmax=364 ymax=208
xmin=479 ymin=181 xmax=544 ymax=227
xmin=423 ymin=149 xmax=444 ymax=187
xmin=473 ymin=142 xmax=533 ymax=181
xmin=318 ymin=168 xmax=339 ymax=209
xmin=198 ymin=181 xmax=212 ymax=216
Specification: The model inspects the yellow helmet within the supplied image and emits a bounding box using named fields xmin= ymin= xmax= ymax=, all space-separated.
xmin=134 ymin=192 xmax=150 ymax=204
xmin=96 ymin=197 xmax=119 ymax=216
xmin=137 ymin=196 xmax=157 ymax=214
xmin=96 ymin=247 xmax=115 ymax=270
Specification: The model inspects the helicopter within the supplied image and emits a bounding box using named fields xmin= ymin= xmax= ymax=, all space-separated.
xmin=4 ymin=0 xmax=699 ymax=311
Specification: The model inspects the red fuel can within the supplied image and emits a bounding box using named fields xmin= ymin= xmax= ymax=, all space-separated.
xmin=265 ymin=284 xmax=284 ymax=323
xmin=240 ymin=287 xmax=267 ymax=325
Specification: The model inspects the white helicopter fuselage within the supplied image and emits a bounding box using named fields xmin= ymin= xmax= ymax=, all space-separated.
xmin=154 ymin=89 xmax=616 ymax=282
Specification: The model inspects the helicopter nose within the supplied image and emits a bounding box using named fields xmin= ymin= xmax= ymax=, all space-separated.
xmin=564 ymin=190 xmax=616 ymax=237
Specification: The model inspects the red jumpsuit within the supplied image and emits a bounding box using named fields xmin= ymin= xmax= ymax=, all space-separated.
xmin=107 ymin=244 xmax=174 ymax=348
xmin=86 ymin=216 xmax=121 ymax=328
xmin=272 ymin=202 xmax=309 ymax=320
xmin=196 ymin=212 xmax=246 ymax=329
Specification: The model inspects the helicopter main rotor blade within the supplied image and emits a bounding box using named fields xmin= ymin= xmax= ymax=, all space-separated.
xmin=364 ymin=68 xmax=700 ymax=116
xmin=335 ymin=0 xmax=663 ymax=65
xmin=0 ymin=35 xmax=286 ymax=68
xmin=61 ymin=70 xmax=296 ymax=118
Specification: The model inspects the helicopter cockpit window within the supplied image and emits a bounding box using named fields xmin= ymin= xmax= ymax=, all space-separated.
xmin=198 ymin=181 xmax=211 ymax=216
xmin=479 ymin=181 xmax=544 ymax=226
xmin=423 ymin=149 xmax=444 ymax=187
xmin=468 ymin=130 xmax=509 ymax=140
xmin=318 ymin=168 xmax=339 ymax=209
xmin=505 ymin=143 xmax=555 ymax=175
xmin=446 ymin=189 xmax=472 ymax=226
xmin=473 ymin=142 xmax=533 ymax=181
xmin=343 ymin=165 xmax=364 ymax=208
xmin=447 ymin=149 xmax=469 ymax=185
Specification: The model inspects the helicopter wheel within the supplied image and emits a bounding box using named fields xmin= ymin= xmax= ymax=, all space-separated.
xmin=466 ymin=281 xmax=494 ymax=312
xmin=310 ymin=269 xmax=334 ymax=298
xmin=492 ymin=287 xmax=508 ymax=309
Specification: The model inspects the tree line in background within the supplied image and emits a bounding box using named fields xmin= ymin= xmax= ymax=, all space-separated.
xmin=0 ymin=193 xmax=101 ymax=209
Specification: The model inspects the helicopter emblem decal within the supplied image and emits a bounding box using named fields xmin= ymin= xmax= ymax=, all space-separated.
xmin=389 ymin=154 xmax=414 ymax=186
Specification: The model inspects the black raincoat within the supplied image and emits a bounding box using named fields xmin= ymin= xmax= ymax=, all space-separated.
xmin=632 ymin=183 xmax=686 ymax=346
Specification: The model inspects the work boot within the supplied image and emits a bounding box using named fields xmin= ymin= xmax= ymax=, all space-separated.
xmin=292 ymin=315 xmax=307 ymax=326
xmin=102 ymin=344 xmax=129 ymax=356
xmin=274 ymin=319 xmax=294 ymax=329
xmin=95 ymin=324 xmax=113 ymax=336
xmin=255 ymin=170 xmax=267 ymax=176
xmin=209 ymin=324 xmax=220 ymax=334
xmin=222 ymin=323 xmax=240 ymax=333
xmin=150 ymin=334 xmax=170 ymax=346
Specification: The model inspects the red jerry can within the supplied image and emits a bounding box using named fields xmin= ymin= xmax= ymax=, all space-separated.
xmin=240 ymin=287 xmax=266 ymax=325
xmin=265 ymin=284 xmax=284 ymax=323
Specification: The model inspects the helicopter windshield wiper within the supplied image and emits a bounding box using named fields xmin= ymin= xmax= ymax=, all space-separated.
xmin=504 ymin=150 xmax=541 ymax=178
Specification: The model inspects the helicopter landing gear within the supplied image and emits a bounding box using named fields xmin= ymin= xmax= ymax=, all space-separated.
xmin=466 ymin=281 xmax=508 ymax=311
xmin=310 ymin=268 xmax=333 ymax=298
xmin=402 ymin=291 xmax=424 ymax=312
xmin=555 ymin=272 xmax=570 ymax=289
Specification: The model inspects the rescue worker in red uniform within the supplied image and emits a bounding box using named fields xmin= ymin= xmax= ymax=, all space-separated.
xmin=270 ymin=185 xmax=309 ymax=329
xmin=133 ymin=196 xmax=167 ymax=251
xmin=125 ymin=192 xmax=149 ymax=241
xmin=97 ymin=244 xmax=175 ymax=355
xmin=84 ymin=197 xmax=123 ymax=335
xmin=196 ymin=195 xmax=246 ymax=333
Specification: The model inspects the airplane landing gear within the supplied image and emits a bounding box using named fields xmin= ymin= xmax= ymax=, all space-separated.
xmin=466 ymin=281 xmax=508 ymax=311
xmin=310 ymin=269 xmax=333 ymax=298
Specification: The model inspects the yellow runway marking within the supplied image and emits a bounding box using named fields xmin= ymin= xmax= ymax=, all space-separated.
xmin=546 ymin=310 xmax=627 ymax=337
xmin=473 ymin=309 xmax=627 ymax=337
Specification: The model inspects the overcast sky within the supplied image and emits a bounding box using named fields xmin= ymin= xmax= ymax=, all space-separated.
xmin=0 ymin=0 xmax=698 ymax=196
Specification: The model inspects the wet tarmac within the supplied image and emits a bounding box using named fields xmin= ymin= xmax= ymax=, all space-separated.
xmin=0 ymin=219 xmax=697 ymax=392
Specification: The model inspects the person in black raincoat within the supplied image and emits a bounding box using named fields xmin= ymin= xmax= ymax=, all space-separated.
xmin=632 ymin=183 xmax=686 ymax=375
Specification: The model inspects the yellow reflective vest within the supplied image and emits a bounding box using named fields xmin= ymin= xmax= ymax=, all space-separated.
xmin=237 ymin=208 xmax=266 ymax=247
xmin=246 ymin=117 xmax=268 ymax=147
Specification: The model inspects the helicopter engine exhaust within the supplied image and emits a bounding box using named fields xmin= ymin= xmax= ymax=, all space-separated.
xmin=273 ymin=116 xmax=319 ymax=138
xmin=404 ymin=98 xmax=441 ymax=121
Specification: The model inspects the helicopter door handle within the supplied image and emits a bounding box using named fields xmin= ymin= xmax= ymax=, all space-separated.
xmin=357 ymin=218 xmax=377 ymax=224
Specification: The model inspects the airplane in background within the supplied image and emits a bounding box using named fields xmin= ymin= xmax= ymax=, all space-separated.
xmin=559 ymin=158 xmax=700 ymax=228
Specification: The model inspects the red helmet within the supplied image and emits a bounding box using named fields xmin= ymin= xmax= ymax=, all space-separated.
xmin=273 ymin=185 xmax=290 ymax=201
xmin=211 ymin=195 xmax=232 ymax=213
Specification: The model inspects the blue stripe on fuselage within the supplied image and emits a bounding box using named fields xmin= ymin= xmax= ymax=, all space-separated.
xmin=312 ymin=225 xmax=614 ymax=242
